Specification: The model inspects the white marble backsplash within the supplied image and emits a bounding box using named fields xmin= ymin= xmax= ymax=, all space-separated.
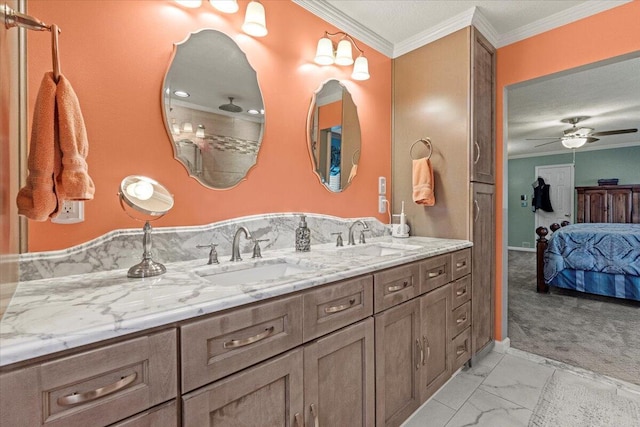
xmin=19 ymin=213 xmax=390 ymax=281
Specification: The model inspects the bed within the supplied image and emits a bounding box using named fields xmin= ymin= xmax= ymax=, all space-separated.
xmin=535 ymin=223 xmax=640 ymax=302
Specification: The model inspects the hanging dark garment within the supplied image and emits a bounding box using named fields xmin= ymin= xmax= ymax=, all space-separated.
xmin=532 ymin=177 xmax=553 ymax=212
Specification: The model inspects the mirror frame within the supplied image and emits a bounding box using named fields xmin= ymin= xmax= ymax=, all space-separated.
xmin=306 ymin=79 xmax=361 ymax=193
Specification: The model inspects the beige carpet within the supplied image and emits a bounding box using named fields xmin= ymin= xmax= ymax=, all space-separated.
xmin=529 ymin=371 xmax=640 ymax=427
xmin=508 ymin=250 xmax=640 ymax=386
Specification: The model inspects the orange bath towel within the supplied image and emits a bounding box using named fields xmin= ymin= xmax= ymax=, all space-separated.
xmin=412 ymin=158 xmax=435 ymax=206
xmin=16 ymin=73 xmax=59 ymax=221
xmin=16 ymin=72 xmax=94 ymax=221
xmin=55 ymin=74 xmax=95 ymax=202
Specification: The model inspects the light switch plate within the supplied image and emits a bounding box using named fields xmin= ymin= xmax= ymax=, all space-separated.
xmin=378 ymin=177 xmax=386 ymax=195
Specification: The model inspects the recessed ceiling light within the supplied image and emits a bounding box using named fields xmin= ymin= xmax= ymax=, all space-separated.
xmin=174 ymin=90 xmax=190 ymax=98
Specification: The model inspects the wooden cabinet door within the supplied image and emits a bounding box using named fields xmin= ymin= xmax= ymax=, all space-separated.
xmin=584 ymin=189 xmax=608 ymax=223
xmin=374 ymin=300 xmax=421 ymax=427
xmin=470 ymin=29 xmax=495 ymax=184
xmin=608 ymin=188 xmax=633 ymax=223
xmin=303 ymin=318 xmax=375 ymax=427
xmin=182 ymin=349 xmax=304 ymax=427
xmin=419 ymin=284 xmax=451 ymax=401
xmin=471 ymin=182 xmax=495 ymax=355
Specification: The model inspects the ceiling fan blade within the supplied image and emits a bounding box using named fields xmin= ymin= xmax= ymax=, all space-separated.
xmin=586 ymin=137 xmax=599 ymax=143
xmin=535 ymin=139 xmax=560 ymax=147
xmin=591 ymin=128 xmax=638 ymax=136
xmin=526 ymin=137 xmax=561 ymax=140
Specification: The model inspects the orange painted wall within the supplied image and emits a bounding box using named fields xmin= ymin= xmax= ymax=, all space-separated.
xmin=494 ymin=1 xmax=640 ymax=339
xmin=318 ymin=101 xmax=342 ymax=130
xmin=26 ymin=0 xmax=391 ymax=252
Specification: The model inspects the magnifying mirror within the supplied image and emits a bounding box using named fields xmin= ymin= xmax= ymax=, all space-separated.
xmin=118 ymin=175 xmax=174 ymax=278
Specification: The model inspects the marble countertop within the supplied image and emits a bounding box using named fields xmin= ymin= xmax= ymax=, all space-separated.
xmin=0 ymin=236 xmax=471 ymax=367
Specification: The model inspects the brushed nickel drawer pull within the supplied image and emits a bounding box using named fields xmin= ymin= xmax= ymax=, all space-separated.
xmin=416 ymin=339 xmax=423 ymax=370
xmin=294 ymin=412 xmax=303 ymax=427
xmin=474 ymin=141 xmax=480 ymax=164
xmin=456 ymin=315 xmax=467 ymax=324
xmin=387 ymin=280 xmax=409 ymax=293
xmin=324 ymin=298 xmax=356 ymax=314
xmin=456 ymin=260 xmax=466 ymax=268
xmin=428 ymin=269 xmax=443 ymax=278
xmin=57 ymin=372 xmax=137 ymax=407
xmin=456 ymin=288 xmax=467 ymax=296
xmin=311 ymin=403 xmax=320 ymax=427
xmin=223 ymin=326 xmax=275 ymax=349
xmin=456 ymin=345 xmax=467 ymax=356
xmin=423 ymin=336 xmax=430 ymax=365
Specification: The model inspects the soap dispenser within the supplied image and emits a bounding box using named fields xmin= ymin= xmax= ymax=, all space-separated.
xmin=295 ymin=214 xmax=311 ymax=252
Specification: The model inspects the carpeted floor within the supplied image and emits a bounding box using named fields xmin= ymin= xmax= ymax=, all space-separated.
xmin=508 ymin=250 xmax=640 ymax=386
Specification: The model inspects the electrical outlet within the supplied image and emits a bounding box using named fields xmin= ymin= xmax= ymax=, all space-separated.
xmin=52 ymin=201 xmax=84 ymax=224
xmin=378 ymin=195 xmax=387 ymax=214
xmin=378 ymin=176 xmax=386 ymax=195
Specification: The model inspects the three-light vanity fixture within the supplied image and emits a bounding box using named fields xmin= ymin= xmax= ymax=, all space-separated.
xmin=314 ymin=31 xmax=370 ymax=81
xmin=174 ymin=0 xmax=267 ymax=37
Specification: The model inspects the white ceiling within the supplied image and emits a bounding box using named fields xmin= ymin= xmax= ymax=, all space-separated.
xmin=295 ymin=0 xmax=640 ymax=158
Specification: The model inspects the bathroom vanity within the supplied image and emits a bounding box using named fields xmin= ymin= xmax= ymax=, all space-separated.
xmin=1 ymin=216 xmax=472 ymax=427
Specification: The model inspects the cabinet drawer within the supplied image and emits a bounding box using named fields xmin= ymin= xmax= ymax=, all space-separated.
xmin=451 ymin=328 xmax=471 ymax=372
xmin=420 ymin=254 xmax=451 ymax=294
xmin=181 ymin=295 xmax=303 ymax=392
xmin=450 ymin=301 xmax=471 ymax=338
xmin=0 ymin=329 xmax=177 ymax=427
xmin=451 ymin=275 xmax=471 ymax=309
xmin=303 ymin=275 xmax=373 ymax=341
xmin=373 ymin=262 xmax=420 ymax=313
xmin=110 ymin=400 xmax=177 ymax=427
xmin=451 ymin=249 xmax=471 ymax=280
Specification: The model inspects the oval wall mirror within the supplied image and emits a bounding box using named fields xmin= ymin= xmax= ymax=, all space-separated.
xmin=162 ymin=29 xmax=265 ymax=189
xmin=307 ymin=79 xmax=361 ymax=192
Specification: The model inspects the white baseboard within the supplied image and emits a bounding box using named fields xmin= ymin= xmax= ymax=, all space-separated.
xmin=507 ymin=246 xmax=536 ymax=253
xmin=494 ymin=337 xmax=511 ymax=354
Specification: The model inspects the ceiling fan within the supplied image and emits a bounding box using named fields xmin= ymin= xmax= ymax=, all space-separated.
xmin=528 ymin=116 xmax=638 ymax=149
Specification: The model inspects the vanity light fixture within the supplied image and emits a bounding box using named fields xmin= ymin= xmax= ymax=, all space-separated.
xmin=314 ymin=31 xmax=370 ymax=81
xmin=242 ymin=1 xmax=267 ymax=37
xmin=174 ymin=90 xmax=190 ymax=98
xmin=196 ymin=124 xmax=205 ymax=138
xmin=210 ymin=0 xmax=239 ymax=13
xmin=182 ymin=122 xmax=193 ymax=133
xmin=171 ymin=118 xmax=181 ymax=135
xmin=175 ymin=0 xmax=202 ymax=8
xmin=561 ymin=136 xmax=588 ymax=149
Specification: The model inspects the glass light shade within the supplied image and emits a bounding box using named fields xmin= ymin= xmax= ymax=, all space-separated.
xmin=242 ymin=1 xmax=267 ymax=37
xmin=351 ymin=56 xmax=370 ymax=81
xmin=561 ymin=137 xmax=587 ymax=148
xmin=210 ymin=0 xmax=238 ymax=13
xmin=196 ymin=125 xmax=205 ymax=138
xmin=175 ymin=0 xmax=202 ymax=8
xmin=314 ymin=37 xmax=334 ymax=65
xmin=335 ymin=39 xmax=354 ymax=66
xmin=182 ymin=122 xmax=193 ymax=133
xmin=171 ymin=119 xmax=180 ymax=135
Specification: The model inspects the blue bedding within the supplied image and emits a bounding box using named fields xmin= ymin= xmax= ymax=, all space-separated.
xmin=544 ymin=223 xmax=640 ymax=301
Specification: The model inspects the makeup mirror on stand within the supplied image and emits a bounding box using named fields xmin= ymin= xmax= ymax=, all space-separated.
xmin=118 ymin=175 xmax=174 ymax=278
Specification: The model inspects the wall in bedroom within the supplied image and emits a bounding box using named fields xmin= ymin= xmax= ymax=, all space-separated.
xmin=507 ymin=145 xmax=640 ymax=249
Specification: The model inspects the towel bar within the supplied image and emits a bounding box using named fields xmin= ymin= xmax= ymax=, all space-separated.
xmin=410 ymin=138 xmax=432 ymax=160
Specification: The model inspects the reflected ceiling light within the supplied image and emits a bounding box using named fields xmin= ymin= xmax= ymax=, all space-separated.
xmin=125 ymin=180 xmax=154 ymax=201
xmin=182 ymin=122 xmax=193 ymax=133
xmin=174 ymin=90 xmax=190 ymax=98
xmin=248 ymin=109 xmax=259 ymax=115
xmin=175 ymin=0 xmax=202 ymax=8
xmin=561 ymin=136 xmax=588 ymax=149
xmin=313 ymin=31 xmax=370 ymax=81
xmin=210 ymin=0 xmax=238 ymax=13
xmin=242 ymin=1 xmax=267 ymax=37
xmin=196 ymin=124 xmax=205 ymax=138
xmin=219 ymin=97 xmax=243 ymax=113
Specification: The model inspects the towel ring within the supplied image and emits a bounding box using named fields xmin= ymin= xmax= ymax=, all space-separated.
xmin=351 ymin=149 xmax=360 ymax=166
xmin=410 ymin=138 xmax=432 ymax=160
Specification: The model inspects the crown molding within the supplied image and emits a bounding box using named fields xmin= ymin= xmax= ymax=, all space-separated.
xmin=508 ymin=140 xmax=640 ymax=160
xmin=470 ymin=7 xmax=498 ymax=48
xmin=497 ymin=0 xmax=632 ymax=47
xmin=292 ymin=0 xmax=394 ymax=57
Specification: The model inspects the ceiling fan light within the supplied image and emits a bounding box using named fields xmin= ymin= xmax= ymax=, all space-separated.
xmin=561 ymin=137 xmax=587 ymax=149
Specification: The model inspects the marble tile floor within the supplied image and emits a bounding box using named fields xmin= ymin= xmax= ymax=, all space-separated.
xmin=402 ymin=348 xmax=640 ymax=427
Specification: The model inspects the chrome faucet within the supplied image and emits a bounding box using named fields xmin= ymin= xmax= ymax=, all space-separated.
xmin=230 ymin=226 xmax=253 ymax=261
xmin=347 ymin=220 xmax=369 ymax=245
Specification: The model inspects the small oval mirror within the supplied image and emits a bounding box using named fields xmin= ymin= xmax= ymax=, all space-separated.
xmin=307 ymin=79 xmax=361 ymax=192
xmin=162 ymin=29 xmax=264 ymax=189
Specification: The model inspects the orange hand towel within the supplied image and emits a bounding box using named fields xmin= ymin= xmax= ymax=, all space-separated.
xmin=55 ymin=74 xmax=95 ymax=203
xmin=412 ymin=158 xmax=435 ymax=206
xmin=16 ymin=73 xmax=59 ymax=221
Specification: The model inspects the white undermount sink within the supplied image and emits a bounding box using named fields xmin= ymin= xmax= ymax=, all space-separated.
xmin=195 ymin=259 xmax=319 ymax=286
xmin=336 ymin=242 xmax=422 ymax=257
